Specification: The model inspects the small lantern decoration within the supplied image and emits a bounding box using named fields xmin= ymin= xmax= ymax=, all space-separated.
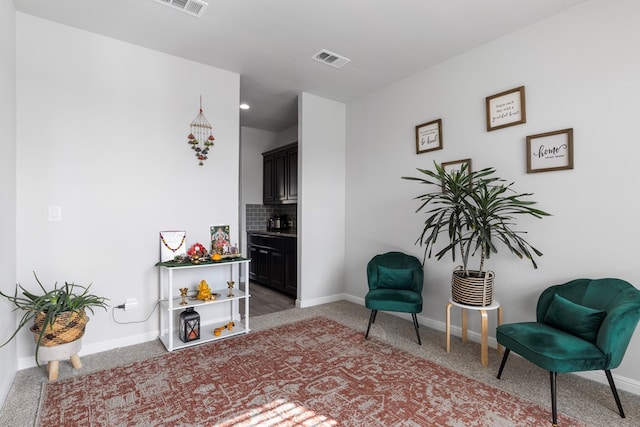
xmin=179 ymin=308 xmax=200 ymax=343
xmin=188 ymin=96 xmax=215 ymax=166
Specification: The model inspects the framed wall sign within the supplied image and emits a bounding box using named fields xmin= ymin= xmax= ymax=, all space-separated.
xmin=442 ymin=158 xmax=472 ymax=175
xmin=441 ymin=158 xmax=472 ymax=192
xmin=415 ymin=119 xmax=443 ymax=154
xmin=526 ymin=128 xmax=574 ymax=173
xmin=486 ymin=86 xmax=526 ymax=131
xmin=159 ymin=230 xmax=187 ymax=262
xmin=210 ymin=224 xmax=231 ymax=254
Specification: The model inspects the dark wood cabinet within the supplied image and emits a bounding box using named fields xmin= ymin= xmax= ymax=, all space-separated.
xmin=263 ymin=143 xmax=297 ymax=205
xmin=247 ymin=232 xmax=297 ymax=297
xmin=262 ymin=155 xmax=275 ymax=204
xmin=286 ymin=147 xmax=298 ymax=200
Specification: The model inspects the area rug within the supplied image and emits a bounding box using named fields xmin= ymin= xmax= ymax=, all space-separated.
xmin=37 ymin=317 xmax=584 ymax=426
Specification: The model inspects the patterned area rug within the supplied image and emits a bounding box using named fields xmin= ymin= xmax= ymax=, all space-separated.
xmin=37 ymin=317 xmax=584 ymax=426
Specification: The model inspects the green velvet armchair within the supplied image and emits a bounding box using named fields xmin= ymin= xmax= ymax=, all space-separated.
xmin=365 ymin=252 xmax=424 ymax=344
xmin=496 ymin=278 xmax=640 ymax=426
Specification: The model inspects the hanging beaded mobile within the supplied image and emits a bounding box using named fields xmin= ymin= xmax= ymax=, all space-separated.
xmin=188 ymin=96 xmax=215 ymax=166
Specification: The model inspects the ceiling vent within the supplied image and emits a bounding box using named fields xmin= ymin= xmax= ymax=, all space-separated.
xmin=312 ymin=49 xmax=351 ymax=69
xmin=153 ymin=0 xmax=208 ymax=18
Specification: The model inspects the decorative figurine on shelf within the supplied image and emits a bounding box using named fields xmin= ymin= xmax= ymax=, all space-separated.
xmin=213 ymin=321 xmax=235 ymax=336
xmin=230 ymin=243 xmax=239 ymax=256
xmin=227 ymin=280 xmax=235 ymax=297
xmin=179 ymin=287 xmax=189 ymax=305
xmin=196 ymin=280 xmax=212 ymax=300
xmin=187 ymin=242 xmax=208 ymax=264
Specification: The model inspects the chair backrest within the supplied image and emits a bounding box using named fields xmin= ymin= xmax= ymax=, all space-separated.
xmin=536 ymin=278 xmax=640 ymax=369
xmin=367 ymin=252 xmax=424 ymax=293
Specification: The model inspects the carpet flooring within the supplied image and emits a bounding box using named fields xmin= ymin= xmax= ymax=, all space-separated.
xmin=36 ymin=317 xmax=584 ymax=426
xmin=2 ymin=300 xmax=639 ymax=426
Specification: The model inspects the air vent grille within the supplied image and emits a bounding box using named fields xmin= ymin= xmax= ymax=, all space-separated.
xmin=312 ymin=49 xmax=351 ymax=69
xmin=153 ymin=0 xmax=208 ymax=18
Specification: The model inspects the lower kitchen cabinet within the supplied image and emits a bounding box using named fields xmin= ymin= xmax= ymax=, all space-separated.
xmin=247 ymin=232 xmax=297 ymax=297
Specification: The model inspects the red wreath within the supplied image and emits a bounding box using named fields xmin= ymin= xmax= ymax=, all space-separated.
xmin=187 ymin=242 xmax=208 ymax=257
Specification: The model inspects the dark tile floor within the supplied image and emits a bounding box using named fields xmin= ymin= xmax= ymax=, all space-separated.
xmin=240 ymin=281 xmax=296 ymax=317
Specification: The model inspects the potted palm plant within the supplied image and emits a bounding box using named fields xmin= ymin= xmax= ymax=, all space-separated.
xmin=0 ymin=272 xmax=109 ymax=365
xmin=402 ymin=161 xmax=550 ymax=306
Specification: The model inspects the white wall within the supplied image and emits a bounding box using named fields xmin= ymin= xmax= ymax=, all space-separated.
xmin=277 ymin=125 xmax=299 ymax=146
xmin=0 ymin=0 xmax=17 ymax=404
xmin=299 ymin=93 xmax=346 ymax=306
xmin=15 ymin=14 xmax=240 ymax=367
xmin=345 ymin=0 xmax=640 ymax=391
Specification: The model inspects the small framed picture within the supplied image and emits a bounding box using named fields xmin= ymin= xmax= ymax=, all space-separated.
xmin=159 ymin=231 xmax=187 ymax=262
xmin=415 ymin=119 xmax=443 ymax=154
xmin=486 ymin=86 xmax=526 ymax=131
xmin=441 ymin=158 xmax=472 ymax=192
xmin=442 ymin=158 xmax=472 ymax=175
xmin=526 ymin=128 xmax=574 ymax=173
xmin=210 ymin=225 xmax=231 ymax=254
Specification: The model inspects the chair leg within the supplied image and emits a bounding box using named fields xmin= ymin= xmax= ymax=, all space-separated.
xmin=365 ymin=310 xmax=377 ymax=340
xmin=496 ymin=348 xmax=510 ymax=379
xmin=550 ymin=371 xmax=558 ymax=427
xmin=605 ymin=369 xmax=626 ymax=418
xmin=411 ymin=313 xmax=421 ymax=345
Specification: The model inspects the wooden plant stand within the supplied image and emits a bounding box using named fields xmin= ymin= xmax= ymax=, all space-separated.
xmin=38 ymin=339 xmax=82 ymax=381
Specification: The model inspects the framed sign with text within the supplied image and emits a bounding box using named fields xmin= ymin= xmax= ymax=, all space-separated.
xmin=441 ymin=158 xmax=472 ymax=192
xmin=486 ymin=86 xmax=526 ymax=131
xmin=526 ymin=128 xmax=574 ymax=173
xmin=415 ymin=119 xmax=443 ymax=154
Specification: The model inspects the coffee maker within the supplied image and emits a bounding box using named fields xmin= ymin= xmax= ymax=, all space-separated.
xmin=267 ymin=214 xmax=289 ymax=231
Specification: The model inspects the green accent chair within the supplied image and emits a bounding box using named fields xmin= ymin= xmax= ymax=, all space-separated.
xmin=496 ymin=278 xmax=640 ymax=426
xmin=365 ymin=252 xmax=424 ymax=344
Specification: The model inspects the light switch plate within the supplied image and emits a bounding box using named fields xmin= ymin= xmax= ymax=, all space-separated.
xmin=48 ymin=206 xmax=62 ymax=222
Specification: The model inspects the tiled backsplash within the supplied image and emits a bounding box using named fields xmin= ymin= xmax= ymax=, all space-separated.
xmin=246 ymin=204 xmax=297 ymax=232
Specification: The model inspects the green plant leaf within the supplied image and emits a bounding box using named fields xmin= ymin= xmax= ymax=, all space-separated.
xmin=403 ymin=161 xmax=551 ymax=273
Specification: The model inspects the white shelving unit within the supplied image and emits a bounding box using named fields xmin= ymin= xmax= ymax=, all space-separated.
xmin=157 ymin=258 xmax=251 ymax=351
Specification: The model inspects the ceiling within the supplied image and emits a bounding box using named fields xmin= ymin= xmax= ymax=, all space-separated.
xmin=14 ymin=0 xmax=589 ymax=132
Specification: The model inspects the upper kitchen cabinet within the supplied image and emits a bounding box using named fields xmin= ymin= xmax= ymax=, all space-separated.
xmin=263 ymin=143 xmax=297 ymax=205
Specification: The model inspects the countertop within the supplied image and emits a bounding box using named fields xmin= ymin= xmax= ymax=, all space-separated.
xmin=247 ymin=230 xmax=297 ymax=238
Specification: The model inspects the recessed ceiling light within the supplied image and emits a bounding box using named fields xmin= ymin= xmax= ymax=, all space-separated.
xmin=239 ymin=103 xmax=250 ymax=110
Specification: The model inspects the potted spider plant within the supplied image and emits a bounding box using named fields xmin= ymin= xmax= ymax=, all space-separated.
xmin=402 ymin=161 xmax=550 ymax=306
xmin=0 ymin=272 xmax=109 ymax=365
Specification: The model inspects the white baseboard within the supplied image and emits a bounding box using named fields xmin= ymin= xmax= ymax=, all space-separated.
xmin=17 ymin=330 xmax=159 ymax=370
xmin=576 ymin=370 xmax=640 ymax=396
xmin=296 ymin=293 xmax=346 ymax=308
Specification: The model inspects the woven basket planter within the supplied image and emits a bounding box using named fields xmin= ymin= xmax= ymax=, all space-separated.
xmin=30 ymin=310 xmax=88 ymax=347
xmin=451 ymin=268 xmax=494 ymax=306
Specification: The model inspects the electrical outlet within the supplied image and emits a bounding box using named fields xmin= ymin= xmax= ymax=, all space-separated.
xmin=124 ymin=297 xmax=138 ymax=312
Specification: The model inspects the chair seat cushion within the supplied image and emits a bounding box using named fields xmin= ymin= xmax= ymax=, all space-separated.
xmin=365 ymin=289 xmax=422 ymax=313
xmin=497 ymin=322 xmax=608 ymax=373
